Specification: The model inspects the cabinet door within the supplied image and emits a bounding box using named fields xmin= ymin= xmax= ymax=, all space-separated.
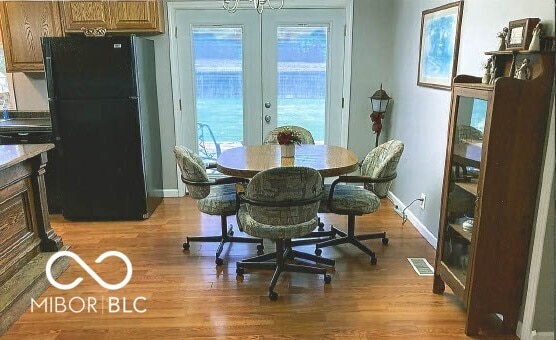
xmin=0 ymin=1 xmax=63 ymax=72
xmin=435 ymin=90 xmax=490 ymax=301
xmin=61 ymin=1 xmax=111 ymax=32
xmin=109 ymin=1 xmax=162 ymax=32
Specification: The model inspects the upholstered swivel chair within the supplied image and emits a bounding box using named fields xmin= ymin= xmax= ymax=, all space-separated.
xmin=315 ymin=140 xmax=404 ymax=264
xmin=235 ymin=167 xmax=334 ymax=301
xmin=174 ymin=146 xmax=263 ymax=266
xmin=263 ymin=125 xmax=315 ymax=145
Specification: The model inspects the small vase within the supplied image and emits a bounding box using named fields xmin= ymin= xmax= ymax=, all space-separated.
xmin=280 ymin=144 xmax=295 ymax=158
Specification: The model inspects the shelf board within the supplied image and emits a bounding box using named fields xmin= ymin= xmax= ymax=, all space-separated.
xmin=485 ymin=50 xmax=555 ymax=56
xmin=454 ymin=82 xmax=494 ymax=91
xmin=437 ymin=262 xmax=466 ymax=299
xmin=449 ymin=223 xmax=472 ymax=242
xmin=455 ymin=181 xmax=478 ymax=196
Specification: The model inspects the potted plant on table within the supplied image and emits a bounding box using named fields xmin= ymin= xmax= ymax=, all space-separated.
xmin=277 ymin=128 xmax=302 ymax=158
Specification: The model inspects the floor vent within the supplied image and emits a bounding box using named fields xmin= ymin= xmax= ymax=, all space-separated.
xmin=407 ymin=258 xmax=434 ymax=276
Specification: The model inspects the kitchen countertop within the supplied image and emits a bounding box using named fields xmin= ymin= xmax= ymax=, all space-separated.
xmin=0 ymin=111 xmax=52 ymax=133
xmin=0 ymin=144 xmax=54 ymax=171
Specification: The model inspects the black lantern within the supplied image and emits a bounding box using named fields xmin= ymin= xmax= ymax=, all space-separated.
xmin=369 ymin=84 xmax=391 ymax=147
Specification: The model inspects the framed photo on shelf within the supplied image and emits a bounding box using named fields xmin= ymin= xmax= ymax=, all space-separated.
xmin=417 ymin=1 xmax=464 ymax=90
xmin=507 ymin=18 xmax=540 ymax=50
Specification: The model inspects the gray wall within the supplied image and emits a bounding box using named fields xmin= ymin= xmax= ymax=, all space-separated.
xmin=534 ymin=179 xmax=554 ymax=332
xmin=347 ymin=0 xmax=394 ymax=158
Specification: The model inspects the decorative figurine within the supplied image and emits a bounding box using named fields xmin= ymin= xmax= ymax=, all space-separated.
xmin=482 ymin=57 xmax=492 ymax=84
xmin=528 ymin=22 xmax=542 ymax=51
xmin=515 ymin=58 xmax=532 ymax=80
xmin=489 ymin=56 xmax=497 ymax=85
xmin=496 ymin=27 xmax=508 ymax=51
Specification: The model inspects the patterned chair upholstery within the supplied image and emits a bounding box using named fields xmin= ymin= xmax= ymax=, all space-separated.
xmin=263 ymin=125 xmax=315 ymax=145
xmin=235 ymin=167 xmax=334 ymax=301
xmin=174 ymin=146 xmax=263 ymax=266
xmin=455 ymin=125 xmax=483 ymax=144
xmin=361 ymin=140 xmax=405 ymax=198
xmin=316 ymin=140 xmax=404 ymax=264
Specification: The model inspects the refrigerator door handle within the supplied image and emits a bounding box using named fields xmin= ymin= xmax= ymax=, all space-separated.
xmin=45 ymin=57 xmax=55 ymax=98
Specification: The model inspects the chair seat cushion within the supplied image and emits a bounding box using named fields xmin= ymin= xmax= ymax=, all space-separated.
xmin=319 ymin=184 xmax=380 ymax=215
xmin=237 ymin=205 xmax=318 ymax=239
xmin=197 ymin=184 xmax=237 ymax=216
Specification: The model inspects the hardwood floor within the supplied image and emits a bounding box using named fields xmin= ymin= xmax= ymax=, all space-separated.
xmin=3 ymin=197 xmax=474 ymax=339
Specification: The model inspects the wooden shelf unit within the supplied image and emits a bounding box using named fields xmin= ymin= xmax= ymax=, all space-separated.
xmin=433 ymin=50 xmax=554 ymax=336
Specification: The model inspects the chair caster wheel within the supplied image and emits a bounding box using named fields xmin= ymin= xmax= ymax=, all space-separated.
xmin=324 ymin=275 xmax=332 ymax=284
xmin=370 ymin=257 xmax=377 ymax=265
xmin=215 ymin=257 xmax=224 ymax=266
xmin=269 ymin=291 xmax=278 ymax=301
xmin=183 ymin=242 xmax=190 ymax=250
xmin=236 ymin=267 xmax=244 ymax=275
xmin=257 ymin=244 xmax=264 ymax=255
xmin=315 ymin=248 xmax=322 ymax=256
xmin=382 ymin=237 xmax=389 ymax=245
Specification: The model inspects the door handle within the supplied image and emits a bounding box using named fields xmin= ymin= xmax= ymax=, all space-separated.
xmin=264 ymin=115 xmax=271 ymax=123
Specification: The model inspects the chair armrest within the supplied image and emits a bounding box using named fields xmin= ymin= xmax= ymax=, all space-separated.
xmin=335 ymin=173 xmax=397 ymax=185
xmin=236 ymin=187 xmax=322 ymax=208
xmin=180 ymin=175 xmax=248 ymax=187
xmin=328 ymin=173 xmax=397 ymax=205
xmin=205 ymin=162 xmax=218 ymax=169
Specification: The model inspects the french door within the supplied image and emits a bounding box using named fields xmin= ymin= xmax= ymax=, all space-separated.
xmin=175 ymin=8 xmax=346 ymax=164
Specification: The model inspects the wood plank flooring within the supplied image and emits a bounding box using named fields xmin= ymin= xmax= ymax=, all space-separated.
xmin=3 ymin=197 xmax=474 ymax=339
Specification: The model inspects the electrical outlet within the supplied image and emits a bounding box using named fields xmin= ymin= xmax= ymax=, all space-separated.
xmin=420 ymin=193 xmax=426 ymax=210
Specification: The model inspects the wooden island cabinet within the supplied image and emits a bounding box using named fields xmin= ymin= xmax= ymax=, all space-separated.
xmin=0 ymin=144 xmax=68 ymax=335
xmin=433 ymin=51 xmax=554 ymax=336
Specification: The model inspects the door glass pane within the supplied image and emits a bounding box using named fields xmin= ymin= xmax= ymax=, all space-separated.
xmin=276 ymin=26 xmax=327 ymax=144
xmin=443 ymin=96 xmax=487 ymax=285
xmin=192 ymin=27 xmax=243 ymax=164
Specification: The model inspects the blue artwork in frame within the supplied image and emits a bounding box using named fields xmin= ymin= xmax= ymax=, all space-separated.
xmin=418 ymin=1 xmax=464 ymax=90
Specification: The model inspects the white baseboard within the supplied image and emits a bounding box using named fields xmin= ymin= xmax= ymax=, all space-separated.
xmin=160 ymin=189 xmax=181 ymax=198
xmin=532 ymin=331 xmax=555 ymax=340
xmin=387 ymin=191 xmax=437 ymax=249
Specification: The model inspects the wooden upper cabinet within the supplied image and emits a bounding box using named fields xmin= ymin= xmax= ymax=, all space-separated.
xmin=62 ymin=1 xmax=163 ymax=34
xmin=60 ymin=1 xmax=111 ymax=31
xmin=109 ymin=1 xmax=162 ymax=31
xmin=0 ymin=1 xmax=64 ymax=72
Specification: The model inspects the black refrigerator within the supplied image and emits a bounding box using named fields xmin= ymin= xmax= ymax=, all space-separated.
xmin=42 ymin=36 xmax=163 ymax=220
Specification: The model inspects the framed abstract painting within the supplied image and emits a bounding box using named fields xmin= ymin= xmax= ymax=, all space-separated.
xmin=417 ymin=1 xmax=464 ymax=90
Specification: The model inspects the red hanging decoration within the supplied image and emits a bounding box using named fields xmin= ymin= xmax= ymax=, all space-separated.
xmin=370 ymin=112 xmax=384 ymax=134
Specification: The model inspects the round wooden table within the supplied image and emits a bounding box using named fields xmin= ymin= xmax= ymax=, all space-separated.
xmin=216 ymin=144 xmax=359 ymax=178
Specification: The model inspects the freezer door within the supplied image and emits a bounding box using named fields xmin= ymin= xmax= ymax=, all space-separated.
xmin=55 ymin=99 xmax=147 ymax=220
xmin=42 ymin=36 xmax=137 ymax=99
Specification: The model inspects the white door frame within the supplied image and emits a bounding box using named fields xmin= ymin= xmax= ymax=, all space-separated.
xmin=168 ymin=0 xmax=354 ymax=195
